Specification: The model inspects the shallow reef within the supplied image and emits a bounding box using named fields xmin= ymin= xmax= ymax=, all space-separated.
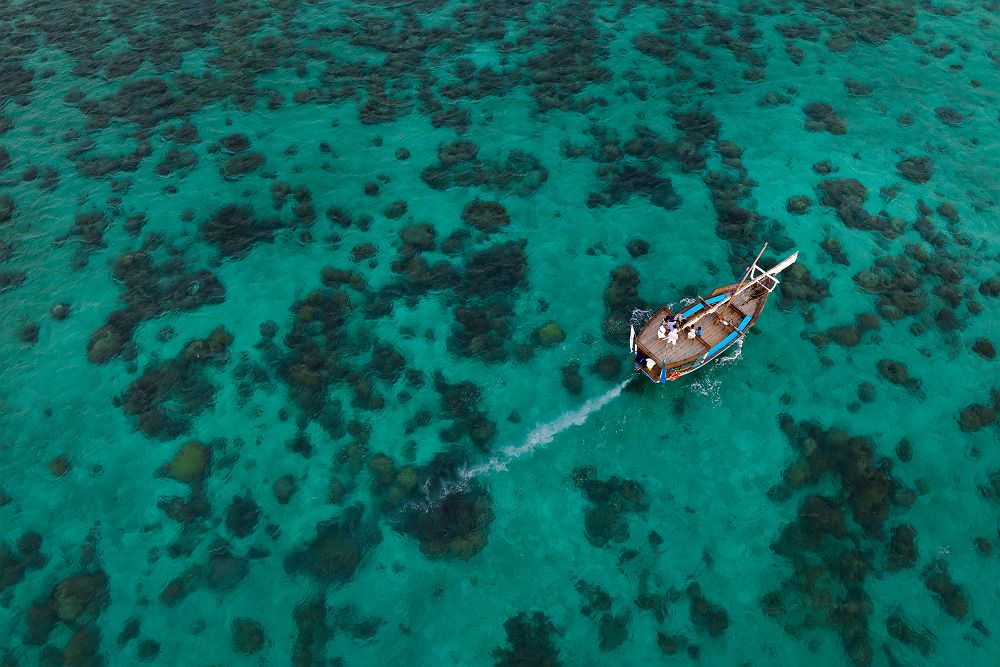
xmin=379 ymin=448 xmax=495 ymax=560
xmin=0 ymin=0 xmax=998 ymax=664
xmin=491 ymin=611 xmax=561 ymax=667
xmin=284 ymin=505 xmax=382 ymax=584
xmin=572 ymin=465 xmax=649 ymax=548
xmin=117 ymin=327 xmax=233 ymax=439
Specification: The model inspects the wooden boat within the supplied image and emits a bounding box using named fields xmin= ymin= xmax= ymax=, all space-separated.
xmin=629 ymin=243 xmax=798 ymax=383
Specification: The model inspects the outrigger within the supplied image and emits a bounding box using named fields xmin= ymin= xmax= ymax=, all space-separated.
xmin=629 ymin=243 xmax=798 ymax=383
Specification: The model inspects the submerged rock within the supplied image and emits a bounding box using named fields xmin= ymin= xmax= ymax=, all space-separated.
xmin=232 ymin=618 xmax=266 ymax=655
xmin=876 ymin=359 xmax=922 ymax=392
xmin=536 ymin=322 xmax=566 ymax=346
xmin=219 ymin=132 xmax=251 ymax=153
xmin=206 ymin=546 xmax=249 ymax=592
xmin=657 ymin=631 xmax=688 ymax=655
xmin=574 ymin=468 xmax=648 ymax=547
xmin=50 ymin=303 xmax=70 ymax=320
xmin=164 ymin=441 xmax=209 ymax=483
xmin=923 ymin=560 xmax=968 ymax=620
xmin=491 ymin=611 xmax=561 ymax=667
xmin=886 ymin=523 xmax=918 ymax=570
xmin=598 ymin=612 xmax=629 ymax=652
xmin=120 ymin=328 xmax=233 ymax=439
xmin=461 ymin=199 xmax=510 ymax=234
xmin=0 ymin=195 xmax=14 ymax=223
xmin=972 ymin=338 xmax=995 ymax=359
xmin=896 ymin=156 xmax=933 ymax=184
xmin=201 ymin=204 xmax=281 ymax=259
xmin=957 ymin=402 xmax=996 ymax=432
xmin=226 ymin=495 xmax=261 ymax=538
xmin=786 ymin=195 xmax=811 ymax=214
xmin=804 ymin=102 xmax=846 ymax=134
xmin=886 ymin=612 xmax=933 ymax=656
xmin=53 ymin=571 xmax=109 ymax=624
xmin=592 ymin=355 xmax=621 ymax=380
xmin=688 ymin=583 xmax=729 ymax=637
xmin=284 ymin=506 xmax=381 ymax=583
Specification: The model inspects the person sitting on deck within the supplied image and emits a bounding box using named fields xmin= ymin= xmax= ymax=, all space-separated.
xmin=687 ymin=327 xmax=697 ymax=340
xmin=633 ymin=350 xmax=648 ymax=371
xmin=696 ymin=325 xmax=703 ymax=337
xmin=657 ymin=323 xmax=668 ymax=339
xmin=675 ymin=312 xmax=687 ymax=327
xmin=666 ymin=329 xmax=679 ymax=346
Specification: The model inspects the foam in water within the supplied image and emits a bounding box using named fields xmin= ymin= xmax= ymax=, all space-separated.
xmin=630 ymin=308 xmax=654 ymax=327
xmin=403 ymin=379 xmax=633 ymax=513
xmin=690 ymin=337 xmax=744 ymax=403
xmin=461 ymin=376 xmax=634 ymax=480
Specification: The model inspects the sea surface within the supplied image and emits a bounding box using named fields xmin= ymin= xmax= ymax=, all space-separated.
xmin=1 ymin=0 xmax=998 ymax=665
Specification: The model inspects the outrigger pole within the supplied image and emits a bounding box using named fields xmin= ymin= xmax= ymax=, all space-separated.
xmin=733 ymin=249 xmax=799 ymax=297
xmin=680 ymin=246 xmax=798 ymax=332
xmin=733 ymin=242 xmax=768 ymax=295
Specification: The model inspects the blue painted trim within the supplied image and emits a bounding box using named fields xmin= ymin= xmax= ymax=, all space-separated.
xmin=680 ymin=293 xmax=729 ymax=318
xmin=680 ymin=303 xmax=703 ymax=317
xmin=736 ymin=314 xmax=752 ymax=330
xmin=703 ymin=331 xmax=739 ymax=359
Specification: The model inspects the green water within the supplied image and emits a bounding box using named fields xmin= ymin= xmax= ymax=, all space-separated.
xmin=1 ymin=0 xmax=998 ymax=665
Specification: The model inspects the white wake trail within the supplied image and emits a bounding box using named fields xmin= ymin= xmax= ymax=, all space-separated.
xmin=460 ymin=377 xmax=632 ymax=480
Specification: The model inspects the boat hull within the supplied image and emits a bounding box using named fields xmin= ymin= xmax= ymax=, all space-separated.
xmin=627 ymin=244 xmax=796 ymax=384
xmin=631 ymin=334 xmax=741 ymax=383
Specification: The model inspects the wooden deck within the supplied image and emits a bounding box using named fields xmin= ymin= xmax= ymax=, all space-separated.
xmin=635 ymin=279 xmax=773 ymax=379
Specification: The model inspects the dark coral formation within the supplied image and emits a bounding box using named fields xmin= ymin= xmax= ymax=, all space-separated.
xmin=922 ymin=560 xmax=968 ymax=620
xmin=226 ymin=495 xmax=261 ymax=539
xmin=764 ymin=415 xmax=925 ymax=665
xmin=421 ymin=141 xmax=548 ymax=196
xmin=270 ymin=279 xmax=356 ymax=435
xmin=19 ymin=532 xmax=110 ymax=664
xmin=1 ymin=1 xmax=996 ymax=664
xmin=432 ymin=373 xmax=497 ymax=450
xmin=491 ymin=611 xmax=561 ymax=667
xmin=852 ymin=242 xmax=976 ymax=329
xmin=876 ymin=359 xmax=922 ymax=393
xmin=284 ymin=505 xmax=382 ymax=584
xmin=87 ymin=239 xmax=225 ymax=364
xmin=802 ymin=0 xmax=916 ymax=47
xmin=957 ymin=388 xmax=999 ymax=433
xmin=200 ymin=204 xmax=282 ymax=259
xmin=885 ymin=523 xmax=918 ymax=571
xmin=804 ymin=102 xmax=846 ymax=134
xmin=1 ymin=534 xmax=48 ymax=601
xmin=382 ymin=449 xmax=495 ymax=560
xmin=809 ymin=312 xmax=882 ymax=350
xmin=688 ymin=583 xmax=730 ymax=637
xmin=602 ymin=265 xmax=643 ymax=344
xmin=55 ymin=210 xmax=111 ymax=267
xmin=461 ymin=199 xmax=510 ymax=234
xmin=562 ymin=124 xmax=683 ymax=209
xmin=886 ymin=612 xmax=933 ymax=656
xmin=817 ymin=178 xmax=903 ymax=237
xmin=572 ymin=466 xmax=649 ymax=548
xmin=231 ymin=618 xmax=266 ymax=655
xmin=448 ymin=241 xmax=528 ymax=363
xmin=118 ymin=327 xmax=233 ymax=439
xmin=896 ymin=156 xmax=933 ymax=184
xmin=776 ymin=262 xmax=830 ymax=309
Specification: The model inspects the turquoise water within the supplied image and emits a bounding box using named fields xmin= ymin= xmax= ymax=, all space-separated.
xmin=1 ymin=0 xmax=999 ymax=664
